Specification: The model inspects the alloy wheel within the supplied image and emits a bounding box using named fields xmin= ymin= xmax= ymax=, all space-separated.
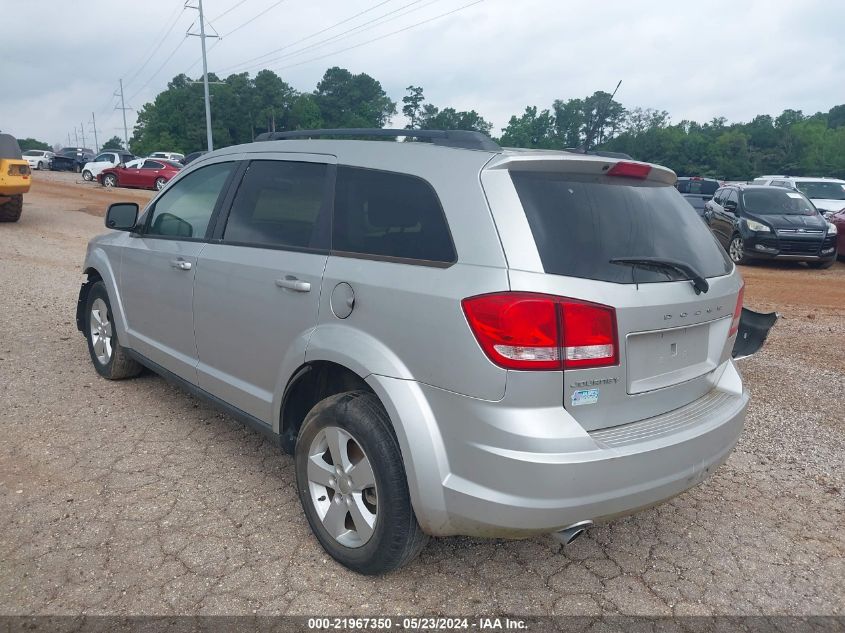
xmin=306 ymin=426 xmax=378 ymax=548
xmin=89 ymin=298 xmax=113 ymax=365
xmin=729 ymin=237 xmax=744 ymax=263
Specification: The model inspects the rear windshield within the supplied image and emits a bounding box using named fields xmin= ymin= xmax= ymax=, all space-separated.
xmin=511 ymin=172 xmax=732 ymax=284
xmin=675 ymin=179 xmax=719 ymax=195
xmin=794 ymin=181 xmax=845 ymax=201
xmin=742 ymin=188 xmax=818 ymax=216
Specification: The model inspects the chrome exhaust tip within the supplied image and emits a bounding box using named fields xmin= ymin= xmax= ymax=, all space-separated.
xmin=552 ymin=520 xmax=593 ymax=545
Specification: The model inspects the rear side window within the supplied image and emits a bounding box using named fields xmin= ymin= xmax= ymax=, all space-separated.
xmin=510 ymin=172 xmax=732 ymax=284
xmin=333 ymin=166 xmax=455 ymax=264
xmin=223 ymin=160 xmax=329 ymax=249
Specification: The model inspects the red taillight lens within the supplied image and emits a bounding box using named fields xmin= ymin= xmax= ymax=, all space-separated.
xmin=461 ymin=293 xmax=618 ymax=371
xmin=729 ymin=284 xmax=745 ymax=337
xmin=607 ymin=161 xmax=651 ymax=179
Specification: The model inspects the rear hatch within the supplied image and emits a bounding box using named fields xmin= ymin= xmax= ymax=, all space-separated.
xmin=480 ymin=154 xmax=742 ymax=431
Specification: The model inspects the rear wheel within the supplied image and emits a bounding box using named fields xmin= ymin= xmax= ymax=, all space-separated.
xmin=75 ymin=163 xmax=82 ymax=173
xmin=295 ymin=391 xmax=428 ymax=575
xmin=729 ymin=235 xmax=748 ymax=265
xmin=154 ymin=177 xmax=167 ymax=191
xmin=85 ymin=281 xmax=142 ymax=380
xmin=0 ymin=194 xmax=23 ymax=222
xmin=103 ymin=174 xmax=117 ymax=188
xmin=82 ymin=170 xmax=93 ymax=181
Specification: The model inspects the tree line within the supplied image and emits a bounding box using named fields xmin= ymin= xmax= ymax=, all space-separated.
xmin=26 ymin=65 xmax=845 ymax=180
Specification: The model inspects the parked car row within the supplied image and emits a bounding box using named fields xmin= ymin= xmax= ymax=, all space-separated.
xmin=23 ymin=149 xmax=54 ymax=170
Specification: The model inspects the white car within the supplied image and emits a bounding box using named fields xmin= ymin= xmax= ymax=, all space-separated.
xmin=23 ymin=150 xmax=54 ymax=170
xmin=753 ymin=175 xmax=845 ymax=214
xmin=148 ymin=151 xmax=185 ymax=162
xmin=81 ymin=151 xmax=135 ymax=182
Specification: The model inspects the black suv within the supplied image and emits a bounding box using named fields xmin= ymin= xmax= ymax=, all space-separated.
xmin=703 ymin=184 xmax=837 ymax=268
xmin=675 ymin=177 xmax=720 ymax=217
xmin=51 ymin=147 xmax=94 ymax=173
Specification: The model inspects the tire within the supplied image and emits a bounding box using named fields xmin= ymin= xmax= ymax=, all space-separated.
xmin=295 ymin=391 xmax=428 ymax=575
xmin=75 ymin=163 xmax=82 ymax=173
xmin=85 ymin=281 xmax=143 ymax=380
xmin=808 ymin=259 xmax=835 ymax=269
xmin=0 ymin=194 xmax=23 ymax=222
xmin=37 ymin=161 xmax=44 ymax=170
xmin=154 ymin=177 xmax=167 ymax=191
xmin=103 ymin=174 xmax=117 ymax=188
xmin=82 ymin=170 xmax=93 ymax=182
xmin=729 ymin=235 xmax=749 ymax=265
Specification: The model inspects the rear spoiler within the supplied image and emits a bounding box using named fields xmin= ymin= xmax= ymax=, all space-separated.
xmin=732 ymin=308 xmax=778 ymax=360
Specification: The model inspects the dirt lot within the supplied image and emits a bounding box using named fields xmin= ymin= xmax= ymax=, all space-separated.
xmin=1 ymin=172 xmax=843 ymax=617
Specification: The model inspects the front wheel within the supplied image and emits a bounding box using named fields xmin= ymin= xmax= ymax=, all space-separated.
xmin=37 ymin=161 xmax=44 ymax=170
xmin=295 ymin=391 xmax=428 ymax=575
xmin=154 ymin=177 xmax=167 ymax=191
xmin=0 ymin=194 xmax=23 ymax=222
xmin=729 ymin=235 xmax=748 ymax=265
xmin=82 ymin=170 xmax=93 ymax=181
xmin=85 ymin=281 xmax=143 ymax=380
xmin=103 ymin=174 xmax=117 ymax=188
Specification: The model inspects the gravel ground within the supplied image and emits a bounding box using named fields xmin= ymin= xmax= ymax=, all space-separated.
xmin=0 ymin=173 xmax=843 ymax=617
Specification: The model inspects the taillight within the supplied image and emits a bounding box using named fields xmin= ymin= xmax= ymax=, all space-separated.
xmin=607 ymin=161 xmax=651 ymax=179
xmin=461 ymin=292 xmax=618 ymax=371
xmin=729 ymin=284 xmax=744 ymax=337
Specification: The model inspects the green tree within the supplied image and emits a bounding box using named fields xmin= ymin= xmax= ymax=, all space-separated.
xmin=499 ymin=106 xmax=556 ymax=148
xmin=313 ymin=66 xmax=396 ymax=128
xmin=101 ymin=136 xmax=125 ymax=150
xmin=17 ymin=137 xmax=51 ymax=151
xmin=402 ymin=85 xmax=425 ymax=129
xmin=418 ymin=106 xmax=492 ymax=134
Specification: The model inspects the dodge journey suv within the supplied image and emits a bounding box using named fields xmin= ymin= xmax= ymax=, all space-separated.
xmin=77 ymin=129 xmax=771 ymax=574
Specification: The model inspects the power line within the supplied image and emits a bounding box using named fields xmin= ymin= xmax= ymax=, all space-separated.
xmin=124 ymin=4 xmax=188 ymax=89
xmin=215 ymin=0 xmax=396 ymax=74
xmin=274 ymin=0 xmax=485 ymax=72
xmin=127 ymin=32 xmax=191 ymax=104
xmin=222 ymin=0 xmax=289 ymax=38
xmin=209 ymin=0 xmax=251 ymax=21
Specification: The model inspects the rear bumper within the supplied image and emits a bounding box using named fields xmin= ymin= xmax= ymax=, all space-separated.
xmin=371 ymin=361 xmax=748 ymax=538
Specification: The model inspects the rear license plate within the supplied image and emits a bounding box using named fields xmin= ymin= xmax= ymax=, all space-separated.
xmin=626 ymin=318 xmax=728 ymax=394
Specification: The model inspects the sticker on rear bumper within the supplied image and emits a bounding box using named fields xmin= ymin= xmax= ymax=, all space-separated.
xmin=571 ymin=388 xmax=599 ymax=406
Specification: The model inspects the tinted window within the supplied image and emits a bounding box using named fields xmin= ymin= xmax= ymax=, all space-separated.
xmin=725 ymin=190 xmax=739 ymax=208
xmin=93 ymin=154 xmax=112 ymax=163
xmin=223 ymin=160 xmax=328 ymax=249
xmin=510 ymin=172 xmax=731 ymax=284
xmin=712 ymin=188 xmax=724 ymax=204
xmin=675 ymin=179 xmax=690 ymax=193
xmin=742 ymin=188 xmax=818 ymax=216
xmin=333 ymin=166 xmax=455 ymax=263
xmin=143 ymin=160 xmax=164 ymax=169
xmin=794 ymin=180 xmax=845 ymax=201
xmin=770 ymin=180 xmax=790 ymax=188
xmin=146 ymin=162 xmax=233 ymax=238
xmin=687 ymin=179 xmax=719 ymax=195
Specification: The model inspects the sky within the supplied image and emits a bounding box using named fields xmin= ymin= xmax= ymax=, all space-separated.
xmin=1 ymin=0 xmax=844 ymax=149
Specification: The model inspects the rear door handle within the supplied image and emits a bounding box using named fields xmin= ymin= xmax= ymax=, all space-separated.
xmin=275 ymin=276 xmax=311 ymax=292
xmin=170 ymin=259 xmax=192 ymax=271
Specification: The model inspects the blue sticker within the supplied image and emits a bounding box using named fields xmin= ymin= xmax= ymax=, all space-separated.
xmin=571 ymin=388 xmax=599 ymax=406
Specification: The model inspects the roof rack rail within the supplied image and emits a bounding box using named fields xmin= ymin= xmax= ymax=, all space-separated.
xmin=254 ymin=128 xmax=501 ymax=151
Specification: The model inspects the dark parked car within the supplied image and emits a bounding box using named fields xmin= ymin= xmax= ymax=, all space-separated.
xmin=181 ymin=151 xmax=207 ymax=166
xmin=51 ymin=147 xmax=94 ymax=172
xmin=703 ymin=184 xmax=837 ymax=268
xmin=675 ymin=177 xmax=720 ymax=217
xmin=98 ymin=158 xmax=182 ymax=191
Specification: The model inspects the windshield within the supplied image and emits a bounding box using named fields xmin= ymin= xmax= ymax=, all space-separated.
xmin=794 ymin=181 xmax=845 ymax=201
xmin=742 ymin=188 xmax=818 ymax=216
xmin=510 ymin=172 xmax=732 ymax=284
xmin=23 ymin=150 xmax=43 ymax=156
xmin=676 ymin=179 xmax=719 ymax=195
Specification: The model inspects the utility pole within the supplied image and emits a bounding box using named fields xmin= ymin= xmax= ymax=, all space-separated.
xmin=79 ymin=122 xmax=87 ymax=149
xmin=90 ymin=112 xmax=100 ymax=153
xmin=67 ymin=132 xmax=72 ymax=147
xmin=115 ymin=79 xmax=131 ymax=150
xmin=187 ymin=0 xmax=219 ymax=152
xmin=74 ymin=128 xmax=79 ymax=146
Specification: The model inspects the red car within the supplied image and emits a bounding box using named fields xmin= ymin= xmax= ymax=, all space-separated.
xmin=98 ymin=158 xmax=181 ymax=191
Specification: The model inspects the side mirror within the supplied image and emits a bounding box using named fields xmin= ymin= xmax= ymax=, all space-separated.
xmin=724 ymin=201 xmax=738 ymax=213
xmin=105 ymin=202 xmax=139 ymax=231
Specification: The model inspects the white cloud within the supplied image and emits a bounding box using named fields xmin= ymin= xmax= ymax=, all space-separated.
xmin=1 ymin=0 xmax=843 ymax=146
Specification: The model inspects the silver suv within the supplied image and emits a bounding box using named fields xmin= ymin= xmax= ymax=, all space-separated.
xmin=77 ymin=129 xmax=769 ymax=574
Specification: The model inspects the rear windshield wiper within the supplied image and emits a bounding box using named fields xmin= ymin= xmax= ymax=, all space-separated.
xmin=610 ymin=257 xmax=710 ymax=294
